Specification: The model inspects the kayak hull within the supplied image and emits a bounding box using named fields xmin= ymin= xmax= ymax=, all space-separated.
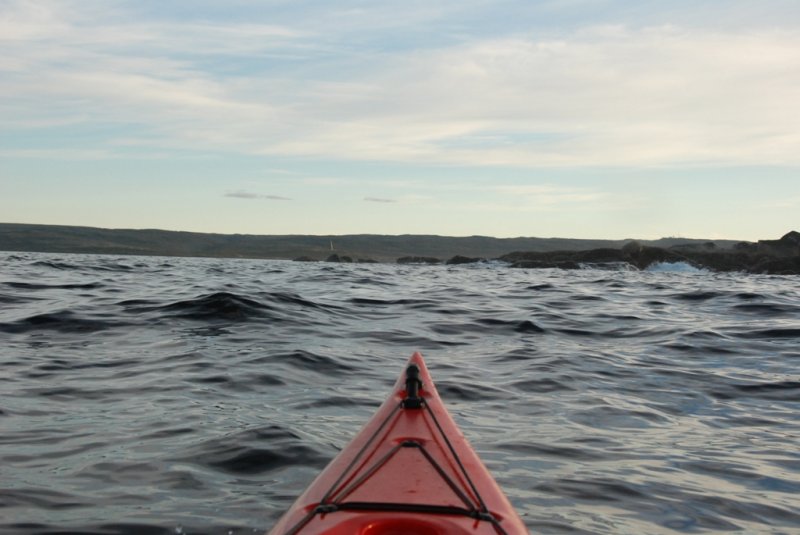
xmin=268 ymin=352 xmax=528 ymax=535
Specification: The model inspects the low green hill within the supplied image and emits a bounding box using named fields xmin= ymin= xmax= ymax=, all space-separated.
xmin=0 ymin=222 xmax=741 ymax=262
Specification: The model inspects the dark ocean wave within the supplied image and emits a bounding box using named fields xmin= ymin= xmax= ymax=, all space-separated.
xmin=734 ymin=327 xmax=800 ymax=339
xmin=3 ymin=281 xmax=105 ymax=290
xmin=1 ymin=253 xmax=799 ymax=534
xmin=671 ymin=290 xmax=727 ymax=301
xmin=711 ymin=380 xmax=800 ymax=401
xmin=30 ymin=259 xmax=140 ymax=273
xmin=733 ymin=302 xmax=800 ymax=315
xmin=144 ymin=291 xmax=277 ymax=320
xmin=350 ymin=297 xmax=438 ymax=308
xmin=30 ymin=260 xmax=80 ymax=270
xmin=254 ymin=349 xmax=359 ymax=376
xmin=118 ymin=291 xmax=350 ymax=327
xmin=0 ymin=292 xmax=36 ymax=304
xmin=182 ymin=426 xmax=330 ymax=475
xmin=429 ymin=318 xmax=548 ymax=336
xmin=0 ymin=310 xmax=128 ymax=334
xmin=508 ymin=377 xmax=575 ymax=393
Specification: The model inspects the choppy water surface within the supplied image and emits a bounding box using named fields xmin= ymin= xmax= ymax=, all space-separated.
xmin=1 ymin=252 xmax=799 ymax=535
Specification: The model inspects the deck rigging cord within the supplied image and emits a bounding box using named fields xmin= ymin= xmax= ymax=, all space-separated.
xmin=282 ymin=365 xmax=508 ymax=535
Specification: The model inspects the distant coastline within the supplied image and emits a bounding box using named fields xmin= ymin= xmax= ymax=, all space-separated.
xmin=1 ymin=223 xmax=797 ymax=274
xmin=0 ymin=222 xmax=739 ymax=261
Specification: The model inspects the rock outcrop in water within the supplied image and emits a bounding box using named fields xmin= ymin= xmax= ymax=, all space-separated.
xmin=325 ymin=253 xmax=354 ymax=263
xmin=501 ymin=231 xmax=800 ymax=274
xmin=446 ymin=255 xmax=484 ymax=265
xmin=397 ymin=256 xmax=441 ymax=264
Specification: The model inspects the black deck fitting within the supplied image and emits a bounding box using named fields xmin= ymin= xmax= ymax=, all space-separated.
xmin=402 ymin=364 xmax=423 ymax=409
xmin=314 ymin=504 xmax=338 ymax=514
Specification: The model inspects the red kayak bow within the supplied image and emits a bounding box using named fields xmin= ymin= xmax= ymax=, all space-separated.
xmin=268 ymin=352 xmax=528 ymax=535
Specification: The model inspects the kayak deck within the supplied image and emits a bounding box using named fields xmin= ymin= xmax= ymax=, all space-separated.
xmin=268 ymin=352 xmax=528 ymax=535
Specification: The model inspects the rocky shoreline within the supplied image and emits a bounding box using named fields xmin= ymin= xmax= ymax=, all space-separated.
xmin=312 ymin=231 xmax=800 ymax=275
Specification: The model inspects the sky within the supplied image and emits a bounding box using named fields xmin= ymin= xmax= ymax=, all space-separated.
xmin=1 ymin=0 xmax=799 ymax=240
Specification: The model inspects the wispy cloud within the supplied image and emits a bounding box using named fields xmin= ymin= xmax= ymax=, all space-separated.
xmin=269 ymin=26 xmax=800 ymax=167
xmin=224 ymin=191 xmax=291 ymax=201
xmin=0 ymin=148 xmax=113 ymax=160
xmin=364 ymin=197 xmax=398 ymax=203
xmin=3 ymin=2 xmax=800 ymax=168
xmin=489 ymin=184 xmax=606 ymax=205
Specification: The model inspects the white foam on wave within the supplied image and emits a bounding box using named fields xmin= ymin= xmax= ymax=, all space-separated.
xmin=646 ymin=261 xmax=707 ymax=273
xmin=579 ymin=262 xmax=639 ymax=271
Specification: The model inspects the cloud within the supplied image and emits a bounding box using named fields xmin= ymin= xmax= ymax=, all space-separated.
xmin=268 ymin=26 xmax=799 ymax=167
xmin=268 ymin=26 xmax=800 ymax=167
xmin=489 ymin=184 xmax=606 ymax=205
xmin=364 ymin=197 xmax=398 ymax=203
xmin=225 ymin=191 xmax=291 ymax=201
xmin=3 ymin=1 xmax=800 ymax=168
xmin=427 ymin=183 xmax=614 ymax=213
xmin=0 ymin=148 xmax=112 ymax=160
xmin=225 ymin=191 xmax=260 ymax=199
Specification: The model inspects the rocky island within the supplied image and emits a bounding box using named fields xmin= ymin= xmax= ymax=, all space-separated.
xmin=496 ymin=231 xmax=800 ymax=274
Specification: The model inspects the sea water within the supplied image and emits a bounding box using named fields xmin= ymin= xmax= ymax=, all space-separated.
xmin=1 ymin=252 xmax=798 ymax=534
